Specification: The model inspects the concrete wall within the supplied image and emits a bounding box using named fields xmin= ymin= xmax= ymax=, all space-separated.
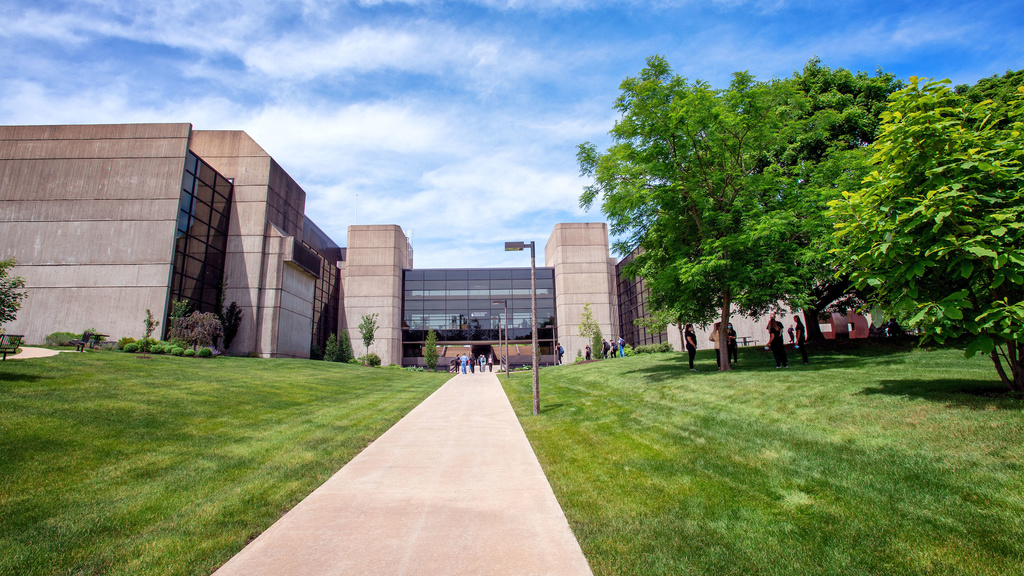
xmin=0 ymin=123 xmax=190 ymax=343
xmin=344 ymin=225 xmax=407 ymax=366
xmin=189 ymin=130 xmax=315 ymax=358
xmin=545 ymin=223 xmax=617 ymax=362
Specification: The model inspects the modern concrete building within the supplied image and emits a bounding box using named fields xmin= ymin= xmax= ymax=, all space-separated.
xmin=1 ymin=123 xmax=342 ymax=358
xmin=4 ymin=122 xmax=855 ymax=366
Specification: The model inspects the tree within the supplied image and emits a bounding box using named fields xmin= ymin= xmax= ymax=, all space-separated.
xmin=358 ymin=313 xmax=379 ymax=362
xmin=424 ymin=330 xmax=439 ymax=370
xmin=324 ymin=333 xmax=341 ymax=362
xmin=778 ymin=59 xmax=905 ymax=339
xmin=0 ymin=258 xmax=28 ymax=328
xmin=144 ymin=309 xmax=159 ymax=340
xmin=830 ymin=78 xmax=1024 ymax=392
xmin=579 ymin=56 xmax=804 ymax=370
xmin=576 ymin=303 xmax=602 ymax=359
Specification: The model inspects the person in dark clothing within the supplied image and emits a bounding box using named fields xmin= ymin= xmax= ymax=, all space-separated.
xmin=585 ymin=344 xmax=592 ymax=361
xmin=767 ymin=315 xmax=788 ymax=368
xmin=793 ymin=314 xmax=809 ymax=365
xmin=684 ymin=324 xmax=698 ymax=371
xmin=727 ymin=323 xmax=738 ymax=364
xmin=602 ymin=339 xmax=610 ymax=359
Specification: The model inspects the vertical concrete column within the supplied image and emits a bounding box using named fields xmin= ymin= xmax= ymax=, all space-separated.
xmin=545 ymin=223 xmax=616 ymax=361
xmin=344 ymin=225 xmax=408 ymax=366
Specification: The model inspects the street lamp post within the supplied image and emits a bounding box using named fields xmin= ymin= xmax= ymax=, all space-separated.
xmin=492 ymin=299 xmax=509 ymax=378
xmin=505 ymin=241 xmax=539 ymax=415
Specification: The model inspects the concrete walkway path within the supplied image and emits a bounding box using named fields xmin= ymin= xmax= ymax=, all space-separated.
xmin=213 ymin=370 xmax=593 ymax=576
xmin=4 ymin=346 xmax=61 ymax=360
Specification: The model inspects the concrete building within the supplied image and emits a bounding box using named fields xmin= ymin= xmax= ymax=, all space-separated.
xmin=3 ymin=122 xmax=859 ymax=366
xmin=1 ymin=123 xmax=341 ymax=358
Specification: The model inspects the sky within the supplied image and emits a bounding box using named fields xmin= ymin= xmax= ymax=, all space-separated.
xmin=1 ymin=0 xmax=1021 ymax=268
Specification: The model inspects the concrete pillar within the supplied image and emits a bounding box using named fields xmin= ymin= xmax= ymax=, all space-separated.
xmin=344 ymin=225 xmax=408 ymax=366
xmin=545 ymin=223 xmax=616 ymax=361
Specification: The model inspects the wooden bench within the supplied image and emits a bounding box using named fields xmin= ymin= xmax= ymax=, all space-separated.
xmin=0 ymin=334 xmax=24 ymax=360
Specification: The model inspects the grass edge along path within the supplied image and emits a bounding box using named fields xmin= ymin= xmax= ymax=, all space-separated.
xmin=502 ymin=345 xmax=1024 ymax=576
xmin=0 ymin=352 xmax=450 ymax=576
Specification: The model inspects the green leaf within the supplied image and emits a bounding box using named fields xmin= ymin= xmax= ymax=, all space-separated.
xmin=960 ymin=260 xmax=974 ymax=278
xmin=942 ymin=306 xmax=963 ymax=320
xmin=966 ymin=246 xmax=998 ymax=258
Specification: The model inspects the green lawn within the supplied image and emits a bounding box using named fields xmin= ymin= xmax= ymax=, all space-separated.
xmin=502 ymin=344 xmax=1024 ymax=576
xmin=0 ymin=351 xmax=449 ymax=576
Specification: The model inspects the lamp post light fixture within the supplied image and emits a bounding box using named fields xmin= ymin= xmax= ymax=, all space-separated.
xmin=504 ymin=240 xmax=539 ymax=415
xmin=492 ymin=299 xmax=509 ymax=379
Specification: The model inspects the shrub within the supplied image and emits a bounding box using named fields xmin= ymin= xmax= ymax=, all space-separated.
xmin=117 ymin=336 xmax=136 ymax=350
xmin=338 ymin=331 xmax=354 ymax=362
xmin=150 ymin=345 xmax=165 ymax=354
xmin=198 ymin=347 xmax=213 ymax=358
xmin=219 ymin=301 xmax=243 ymax=349
xmin=138 ymin=337 xmax=158 ymax=354
xmin=171 ymin=347 xmax=185 ymax=356
xmin=123 ymin=343 xmax=140 ymax=353
xmin=623 ymin=344 xmax=636 ymax=357
xmin=359 ymin=353 xmax=381 ymax=367
xmin=324 ymin=333 xmax=341 ymax=362
xmin=46 ymin=332 xmax=79 ymax=347
xmin=171 ymin=311 xmax=222 ymax=350
xmin=346 ymin=358 xmax=359 ymax=365
xmin=309 ymin=344 xmax=323 ymax=361
xmin=634 ymin=342 xmax=674 ymax=355
xmin=183 ymin=349 xmax=197 ymax=357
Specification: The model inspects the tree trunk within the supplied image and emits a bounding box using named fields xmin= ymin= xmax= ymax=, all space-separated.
xmin=803 ymin=308 xmax=825 ymax=342
xmin=992 ymin=343 xmax=1024 ymax=393
xmin=719 ymin=288 xmax=732 ymax=372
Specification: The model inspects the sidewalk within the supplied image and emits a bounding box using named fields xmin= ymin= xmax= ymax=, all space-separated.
xmin=213 ymin=370 xmax=593 ymax=576
xmin=4 ymin=346 xmax=61 ymax=359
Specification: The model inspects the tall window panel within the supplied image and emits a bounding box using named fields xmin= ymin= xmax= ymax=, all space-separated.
xmin=168 ymin=151 xmax=233 ymax=329
xmin=616 ymin=250 xmax=667 ymax=348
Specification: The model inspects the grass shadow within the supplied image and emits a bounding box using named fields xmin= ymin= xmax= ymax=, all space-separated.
xmin=860 ymin=378 xmax=1024 ymax=410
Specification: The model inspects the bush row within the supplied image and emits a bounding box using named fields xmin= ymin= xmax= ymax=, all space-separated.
xmin=121 ymin=340 xmax=217 ymax=358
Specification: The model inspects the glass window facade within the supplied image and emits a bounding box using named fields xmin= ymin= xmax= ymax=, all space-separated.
xmin=303 ymin=217 xmax=342 ymax=352
xmin=402 ymin=268 xmax=556 ymax=359
xmin=616 ymin=249 xmax=667 ymax=348
xmin=168 ymin=151 xmax=233 ymax=328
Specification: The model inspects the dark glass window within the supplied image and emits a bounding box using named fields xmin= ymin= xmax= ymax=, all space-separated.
xmin=167 ymin=151 xmax=233 ymax=335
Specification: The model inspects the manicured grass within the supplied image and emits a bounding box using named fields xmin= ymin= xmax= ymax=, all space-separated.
xmin=502 ymin=345 xmax=1024 ymax=576
xmin=0 ymin=352 xmax=449 ymax=576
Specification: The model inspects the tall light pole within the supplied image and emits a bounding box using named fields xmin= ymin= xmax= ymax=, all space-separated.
xmin=492 ymin=299 xmax=509 ymax=378
xmin=505 ymin=241 xmax=539 ymax=415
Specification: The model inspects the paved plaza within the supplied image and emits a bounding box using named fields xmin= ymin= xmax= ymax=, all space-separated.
xmin=212 ymin=370 xmax=593 ymax=576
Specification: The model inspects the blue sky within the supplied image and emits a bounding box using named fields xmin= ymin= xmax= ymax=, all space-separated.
xmin=2 ymin=0 xmax=1021 ymax=267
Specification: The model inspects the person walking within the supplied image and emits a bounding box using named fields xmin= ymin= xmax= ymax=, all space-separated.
xmin=793 ymin=314 xmax=809 ymax=365
xmin=767 ymin=314 xmax=788 ymax=368
xmin=585 ymin=343 xmax=592 ymax=361
xmin=709 ymin=322 xmax=722 ymax=369
xmin=788 ymin=325 xmax=796 ymax=344
xmin=685 ymin=324 xmax=698 ymax=371
xmin=556 ymin=342 xmax=564 ymax=365
xmin=460 ymin=353 xmax=468 ymax=374
xmin=487 ymin=352 xmax=494 ymax=372
xmin=479 ymin=354 xmax=486 ymax=372
xmin=728 ymin=323 xmax=738 ymax=365
xmin=469 ymin=352 xmax=475 ymax=373
xmin=602 ymin=339 xmax=610 ymax=359
xmin=618 ymin=337 xmax=625 ymax=358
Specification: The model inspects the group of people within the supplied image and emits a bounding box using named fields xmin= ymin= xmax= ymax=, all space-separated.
xmin=455 ymin=352 xmax=494 ymax=374
xmin=682 ymin=314 xmax=809 ymax=371
xmin=577 ymin=337 xmax=629 ymax=361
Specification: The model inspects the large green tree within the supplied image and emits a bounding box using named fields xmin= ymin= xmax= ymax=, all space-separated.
xmin=579 ymin=56 xmax=804 ymax=370
xmin=830 ymin=78 xmax=1024 ymax=392
xmin=779 ymin=59 xmax=905 ymax=338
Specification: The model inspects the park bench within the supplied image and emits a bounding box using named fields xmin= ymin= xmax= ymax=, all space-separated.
xmin=0 ymin=334 xmax=24 ymax=360
xmin=68 ymin=332 xmax=105 ymax=352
